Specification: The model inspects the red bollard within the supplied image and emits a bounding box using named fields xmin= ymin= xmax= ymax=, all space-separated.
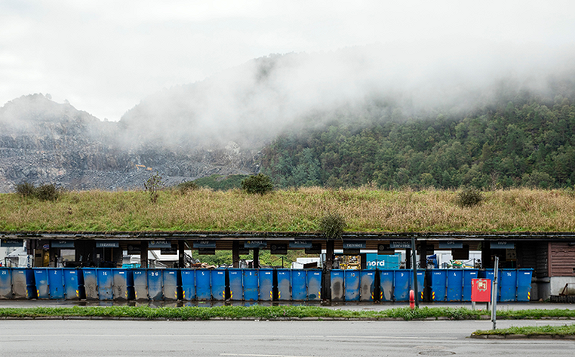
xmin=409 ymin=289 xmax=415 ymax=310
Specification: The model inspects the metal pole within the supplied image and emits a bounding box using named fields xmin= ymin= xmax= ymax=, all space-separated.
xmin=491 ymin=256 xmax=499 ymax=330
xmin=411 ymin=237 xmax=419 ymax=308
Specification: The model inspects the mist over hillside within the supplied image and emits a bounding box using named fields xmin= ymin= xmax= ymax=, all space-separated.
xmin=2 ymin=43 xmax=575 ymax=192
xmin=119 ymin=43 xmax=575 ymax=149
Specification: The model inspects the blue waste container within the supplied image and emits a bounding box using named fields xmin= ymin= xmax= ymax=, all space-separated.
xmin=34 ymin=268 xmax=50 ymax=299
xmin=147 ymin=269 xmax=164 ymax=300
xmin=259 ymin=269 xmax=274 ymax=301
xmin=164 ymin=269 xmax=180 ymax=301
xmin=360 ymin=270 xmax=376 ymax=301
xmin=211 ymin=269 xmax=226 ymax=301
xmin=243 ymin=269 xmax=259 ymax=301
xmin=447 ymin=269 xmax=463 ymax=301
xmin=307 ymin=270 xmax=322 ymax=301
xmin=500 ymin=269 xmax=518 ymax=302
xmin=113 ymin=269 xmax=134 ymax=301
xmin=344 ymin=270 xmax=360 ymax=301
xmin=394 ymin=270 xmax=424 ymax=301
xmin=394 ymin=270 xmax=410 ymax=301
xmin=11 ymin=268 xmax=36 ymax=299
xmin=462 ymin=270 xmax=479 ymax=301
xmin=228 ymin=268 xmax=243 ymax=301
xmin=330 ymin=270 xmax=344 ymax=302
xmin=0 ymin=268 xmax=12 ymax=299
xmin=196 ymin=270 xmax=211 ymax=300
xmin=83 ymin=268 xmax=99 ymax=300
xmin=63 ymin=268 xmax=84 ymax=300
xmin=48 ymin=268 xmax=65 ymax=299
xmin=517 ymin=268 xmax=533 ymax=301
xmin=97 ymin=268 xmax=114 ymax=301
xmin=277 ymin=269 xmax=291 ymax=301
xmin=428 ymin=270 xmax=447 ymax=301
xmin=379 ymin=270 xmax=394 ymax=301
xmin=291 ymin=270 xmax=307 ymax=300
xmin=181 ymin=269 xmax=196 ymax=301
xmin=133 ymin=269 xmax=148 ymax=300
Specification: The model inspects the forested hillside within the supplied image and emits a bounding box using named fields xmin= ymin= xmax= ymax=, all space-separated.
xmin=261 ymin=93 xmax=575 ymax=189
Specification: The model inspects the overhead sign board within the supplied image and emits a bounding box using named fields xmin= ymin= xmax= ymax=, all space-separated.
xmin=343 ymin=241 xmax=366 ymax=249
xmin=343 ymin=249 xmax=361 ymax=255
xmin=439 ymin=241 xmax=463 ymax=249
xmin=390 ymin=241 xmax=411 ymax=249
xmin=127 ymin=244 xmax=141 ymax=255
xmin=490 ymin=241 xmax=515 ymax=249
xmin=161 ymin=244 xmax=178 ymax=255
xmin=378 ymin=244 xmax=395 ymax=255
xmin=270 ymin=244 xmax=288 ymax=255
xmin=96 ymin=241 xmax=119 ymax=248
xmin=198 ymin=248 xmax=215 ymax=255
xmin=193 ymin=240 xmax=216 ymax=248
xmin=289 ymin=240 xmax=313 ymax=248
xmin=51 ymin=240 xmax=75 ymax=248
xmin=149 ymin=240 xmax=172 ymax=249
xmin=1 ymin=239 xmax=24 ymax=247
xmin=305 ymin=244 xmax=322 ymax=254
xmin=244 ymin=240 xmax=267 ymax=249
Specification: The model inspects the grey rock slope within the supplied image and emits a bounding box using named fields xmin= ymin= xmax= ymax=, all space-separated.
xmin=0 ymin=94 xmax=258 ymax=192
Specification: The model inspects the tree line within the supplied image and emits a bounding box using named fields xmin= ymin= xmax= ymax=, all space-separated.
xmin=260 ymin=95 xmax=575 ymax=190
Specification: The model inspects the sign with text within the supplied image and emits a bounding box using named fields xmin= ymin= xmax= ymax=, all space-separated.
xmin=490 ymin=241 xmax=515 ymax=249
xmin=343 ymin=241 xmax=366 ymax=249
xmin=390 ymin=241 xmax=411 ymax=249
xmin=149 ymin=240 xmax=172 ymax=249
xmin=96 ymin=241 xmax=119 ymax=248
xmin=244 ymin=240 xmax=267 ymax=249
xmin=193 ymin=240 xmax=216 ymax=248
xmin=1 ymin=239 xmax=24 ymax=247
xmin=289 ymin=240 xmax=312 ymax=248
xmin=471 ymin=278 xmax=492 ymax=302
xmin=439 ymin=241 xmax=463 ymax=249
xmin=51 ymin=240 xmax=75 ymax=248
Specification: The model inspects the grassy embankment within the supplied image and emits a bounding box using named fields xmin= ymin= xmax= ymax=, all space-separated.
xmin=472 ymin=324 xmax=575 ymax=337
xmin=1 ymin=187 xmax=575 ymax=232
xmin=1 ymin=306 xmax=575 ymax=321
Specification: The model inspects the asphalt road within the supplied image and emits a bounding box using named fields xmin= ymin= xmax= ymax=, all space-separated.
xmin=1 ymin=320 xmax=573 ymax=357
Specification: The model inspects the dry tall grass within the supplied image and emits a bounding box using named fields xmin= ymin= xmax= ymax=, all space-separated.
xmin=1 ymin=187 xmax=574 ymax=232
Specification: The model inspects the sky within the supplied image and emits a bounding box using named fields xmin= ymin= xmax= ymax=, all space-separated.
xmin=1 ymin=0 xmax=575 ymax=121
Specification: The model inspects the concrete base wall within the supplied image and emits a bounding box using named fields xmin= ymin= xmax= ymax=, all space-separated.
xmin=535 ymin=277 xmax=575 ymax=300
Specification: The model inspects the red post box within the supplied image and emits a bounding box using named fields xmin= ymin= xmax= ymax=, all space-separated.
xmin=471 ymin=278 xmax=491 ymax=302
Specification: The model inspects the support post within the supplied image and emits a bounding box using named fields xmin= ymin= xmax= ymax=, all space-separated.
xmin=140 ymin=241 xmax=148 ymax=269
xmin=178 ymin=240 xmax=185 ymax=268
xmin=491 ymin=256 xmax=499 ymax=330
xmin=323 ymin=240 xmax=335 ymax=301
xmin=232 ymin=241 xmax=240 ymax=268
xmin=253 ymin=248 xmax=259 ymax=269
xmin=419 ymin=241 xmax=427 ymax=268
xmin=411 ymin=237 xmax=419 ymax=308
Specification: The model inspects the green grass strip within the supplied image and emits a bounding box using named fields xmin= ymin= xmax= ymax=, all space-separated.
xmin=1 ymin=306 xmax=574 ymax=321
xmin=473 ymin=324 xmax=575 ymax=336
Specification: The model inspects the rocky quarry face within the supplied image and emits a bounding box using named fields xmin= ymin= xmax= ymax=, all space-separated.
xmin=0 ymin=94 xmax=259 ymax=193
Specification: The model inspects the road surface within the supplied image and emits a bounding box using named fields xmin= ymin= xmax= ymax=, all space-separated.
xmin=1 ymin=319 xmax=573 ymax=356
